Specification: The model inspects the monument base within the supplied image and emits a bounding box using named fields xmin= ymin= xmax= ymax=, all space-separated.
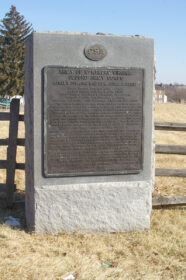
xmin=26 ymin=181 xmax=153 ymax=234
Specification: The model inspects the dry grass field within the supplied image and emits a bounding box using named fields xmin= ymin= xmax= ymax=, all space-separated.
xmin=0 ymin=103 xmax=186 ymax=280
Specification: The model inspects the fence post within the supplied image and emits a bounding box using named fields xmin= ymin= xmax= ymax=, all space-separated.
xmin=6 ymin=99 xmax=20 ymax=207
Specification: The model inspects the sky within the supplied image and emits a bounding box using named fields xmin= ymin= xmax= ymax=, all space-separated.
xmin=0 ymin=0 xmax=186 ymax=84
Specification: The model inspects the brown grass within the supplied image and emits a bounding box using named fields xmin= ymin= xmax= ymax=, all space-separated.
xmin=0 ymin=103 xmax=186 ymax=280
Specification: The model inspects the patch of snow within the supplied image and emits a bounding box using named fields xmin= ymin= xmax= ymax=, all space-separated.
xmin=4 ymin=216 xmax=21 ymax=227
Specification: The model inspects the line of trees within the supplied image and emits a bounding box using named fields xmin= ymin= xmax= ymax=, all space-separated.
xmin=0 ymin=5 xmax=32 ymax=97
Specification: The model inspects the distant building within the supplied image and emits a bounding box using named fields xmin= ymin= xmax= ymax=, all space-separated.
xmin=180 ymin=99 xmax=185 ymax=104
xmin=155 ymin=85 xmax=167 ymax=103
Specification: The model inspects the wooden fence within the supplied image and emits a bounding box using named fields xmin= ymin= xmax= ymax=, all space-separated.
xmin=0 ymin=99 xmax=186 ymax=207
xmin=153 ymin=122 xmax=186 ymax=206
xmin=0 ymin=99 xmax=25 ymax=207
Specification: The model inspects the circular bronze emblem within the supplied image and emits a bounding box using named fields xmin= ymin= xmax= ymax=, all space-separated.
xmin=84 ymin=44 xmax=107 ymax=61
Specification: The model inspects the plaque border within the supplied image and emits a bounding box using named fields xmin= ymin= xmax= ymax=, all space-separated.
xmin=43 ymin=66 xmax=144 ymax=178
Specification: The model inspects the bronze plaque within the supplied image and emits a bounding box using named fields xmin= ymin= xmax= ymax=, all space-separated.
xmin=43 ymin=67 xmax=144 ymax=177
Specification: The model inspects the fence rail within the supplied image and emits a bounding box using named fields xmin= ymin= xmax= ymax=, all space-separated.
xmin=0 ymin=112 xmax=24 ymax=121
xmin=155 ymin=144 xmax=186 ymax=155
xmin=155 ymin=168 xmax=186 ymax=177
xmin=0 ymin=138 xmax=25 ymax=146
xmin=0 ymin=160 xmax=25 ymax=170
xmin=152 ymin=196 xmax=186 ymax=207
xmin=155 ymin=122 xmax=186 ymax=131
xmin=0 ymin=102 xmax=186 ymax=207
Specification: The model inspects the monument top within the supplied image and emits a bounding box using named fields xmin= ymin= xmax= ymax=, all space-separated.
xmin=32 ymin=30 xmax=153 ymax=39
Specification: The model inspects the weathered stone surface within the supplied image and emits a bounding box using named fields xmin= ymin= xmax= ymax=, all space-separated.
xmin=24 ymin=31 xmax=154 ymax=234
xmin=34 ymin=181 xmax=152 ymax=234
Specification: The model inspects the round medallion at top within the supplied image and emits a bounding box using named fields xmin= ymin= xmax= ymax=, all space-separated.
xmin=84 ymin=44 xmax=107 ymax=61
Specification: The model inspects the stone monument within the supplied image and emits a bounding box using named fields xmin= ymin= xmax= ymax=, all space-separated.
xmin=24 ymin=31 xmax=154 ymax=234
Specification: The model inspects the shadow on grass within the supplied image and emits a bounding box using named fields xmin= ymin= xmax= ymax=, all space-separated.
xmin=0 ymin=190 xmax=27 ymax=231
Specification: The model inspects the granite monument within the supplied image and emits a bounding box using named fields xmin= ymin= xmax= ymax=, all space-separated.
xmin=24 ymin=31 xmax=154 ymax=234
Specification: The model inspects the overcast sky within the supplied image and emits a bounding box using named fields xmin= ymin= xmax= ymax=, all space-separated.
xmin=1 ymin=0 xmax=186 ymax=84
